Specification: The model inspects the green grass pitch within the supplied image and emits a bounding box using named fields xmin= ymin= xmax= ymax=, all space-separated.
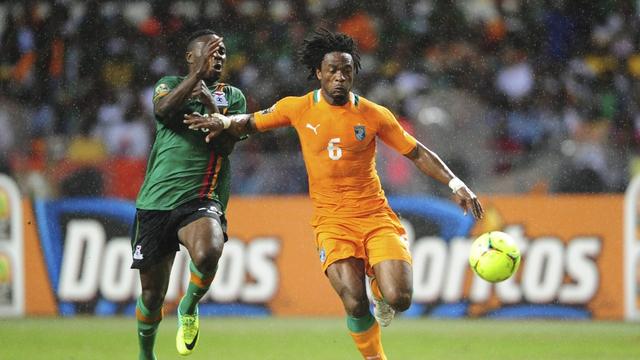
xmin=1 ymin=317 xmax=638 ymax=359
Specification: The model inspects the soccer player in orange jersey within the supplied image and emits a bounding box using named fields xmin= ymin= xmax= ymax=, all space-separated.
xmin=184 ymin=28 xmax=484 ymax=360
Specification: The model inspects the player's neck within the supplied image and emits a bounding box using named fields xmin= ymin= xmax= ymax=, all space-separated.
xmin=319 ymin=89 xmax=349 ymax=106
xmin=187 ymin=70 xmax=219 ymax=86
xmin=202 ymin=78 xmax=219 ymax=87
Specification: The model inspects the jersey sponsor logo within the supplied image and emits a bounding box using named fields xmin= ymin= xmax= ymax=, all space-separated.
xmin=306 ymin=123 xmax=321 ymax=135
xmin=354 ymin=125 xmax=366 ymax=141
xmin=213 ymin=91 xmax=229 ymax=107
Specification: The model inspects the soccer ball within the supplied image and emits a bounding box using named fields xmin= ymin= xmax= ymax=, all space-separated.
xmin=469 ymin=231 xmax=521 ymax=283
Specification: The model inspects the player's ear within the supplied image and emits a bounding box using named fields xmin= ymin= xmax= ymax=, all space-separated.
xmin=316 ymin=68 xmax=322 ymax=80
xmin=186 ymin=51 xmax=194 ymax=64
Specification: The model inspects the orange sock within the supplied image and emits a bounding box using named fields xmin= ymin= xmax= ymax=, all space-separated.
xmin=348 ymin=314 xmax=386 ymax=360
xmin=370 ymin=277 xmax=383 ymax=301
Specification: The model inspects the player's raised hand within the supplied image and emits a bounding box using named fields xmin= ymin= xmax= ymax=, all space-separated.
xmin=184 ymin=112 xmax=227 ymax=142
xmin=191 ymin=81 xmax=218 ymax=112
xmin=454 ymin=186 xmax=484 ymax=220
xmin=194 ymin=37 xmax=223 ymax=79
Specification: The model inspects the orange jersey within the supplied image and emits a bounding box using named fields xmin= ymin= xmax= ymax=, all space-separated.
xmin=254 ymin=90 xmax=417 ymax=217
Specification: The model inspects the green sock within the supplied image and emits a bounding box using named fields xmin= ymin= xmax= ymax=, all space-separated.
xmin=346 ymin=312 xmax=376 ymax=333
xmin=136 ymin=297 xmax=161 ymax=360
xmin=179 ymin=261 xmax=216 ymax=315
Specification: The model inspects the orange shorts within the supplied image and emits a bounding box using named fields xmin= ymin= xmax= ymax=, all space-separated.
xmin=312 ymin=209 xmax=412 ymax=276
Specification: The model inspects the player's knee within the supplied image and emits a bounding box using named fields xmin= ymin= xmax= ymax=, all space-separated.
xmin=385 ymin=290 xmax=412 ymax=312
xmin=345 ymin=301 xmax=369 ymax=318
xmin=141 ymin=289 xmax=165 ymax=312
xmin=191 ymin=246 xmax=222 ymax=274
xmin=344 ymin=297 xmax=370 ymax=317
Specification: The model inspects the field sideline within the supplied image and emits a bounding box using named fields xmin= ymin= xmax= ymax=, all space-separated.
xmin=0 ymin=317 xmax=638 ymax=359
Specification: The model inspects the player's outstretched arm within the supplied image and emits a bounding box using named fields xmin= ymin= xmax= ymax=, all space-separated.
xmin=183 ymin=113 xmax=258 ymax=143
xmin=405 ymin=142 xmax=484 ymax=219
xmin=155 ymin=38 xmax=223 ymax=120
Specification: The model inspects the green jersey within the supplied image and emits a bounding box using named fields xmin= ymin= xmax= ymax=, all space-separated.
xmin=136 ymin=75 xmax=246 ymax=211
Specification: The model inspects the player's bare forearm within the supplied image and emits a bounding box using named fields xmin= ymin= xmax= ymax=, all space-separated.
xmin=405 ymin=142 xmax=456 ymax=186
xmin=154 ymin=74 xmax=201 ymax=120
xmin=226 ymin=114 xmax=258 ymax=138
xmin=405 ymin=142 xmax=484 ymax=219
xmin=183 ymin=113 xmax=258 ymax=143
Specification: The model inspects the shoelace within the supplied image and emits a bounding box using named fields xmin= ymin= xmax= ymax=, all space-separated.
xmin=181 ymin=315 xmax=197 ymax=339
xmin=375 ymin=298 xmax=394 ymax=319
xmin=377 ymin=300 xmax=392 ymax=313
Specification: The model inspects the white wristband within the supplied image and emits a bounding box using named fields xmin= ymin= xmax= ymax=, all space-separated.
xmin=448 ymin=178 xmax=465 ymax=193
xmin=213 ymin=113 xmax=231 ymax=129
xmin=221 ymin=115 xmax=231 ymax=129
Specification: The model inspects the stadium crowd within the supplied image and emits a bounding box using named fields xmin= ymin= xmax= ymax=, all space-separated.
xmin=0 ymin=0 xmax=637 ymax=198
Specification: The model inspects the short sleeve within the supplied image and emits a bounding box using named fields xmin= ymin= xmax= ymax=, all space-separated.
xmin=152 ymin=77 xmax=178 ymax=104
xmin=377 ymin=107 xmax=417 ymax=155
xmin=227 ymin=88 xmax=247 ymax=115
xmin=253 ymin=96 xmax=303 ymax=132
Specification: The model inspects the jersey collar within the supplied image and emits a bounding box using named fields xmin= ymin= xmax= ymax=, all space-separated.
xmin=314 ymin=89 xmax=359 ymax=107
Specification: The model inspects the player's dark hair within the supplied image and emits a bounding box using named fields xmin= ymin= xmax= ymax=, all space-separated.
xmin=299 ymin=28 xmax=361 ymax=80
xmin=186 ymin=29 xmax=218 ymax=51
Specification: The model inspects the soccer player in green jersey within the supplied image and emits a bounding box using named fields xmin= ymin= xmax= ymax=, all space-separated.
xmin=131 ymin=29 xmax=247 ymax=359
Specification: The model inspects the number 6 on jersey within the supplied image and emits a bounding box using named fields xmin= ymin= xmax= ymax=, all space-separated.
xmin=327 ymin=138 xmax=342 ymax=160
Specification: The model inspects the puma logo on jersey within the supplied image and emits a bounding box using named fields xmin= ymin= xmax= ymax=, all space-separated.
xmin=306 ymin=123 xmax=320 ymax=135
xmin=365 ymin=355 xmax=382 ymax=360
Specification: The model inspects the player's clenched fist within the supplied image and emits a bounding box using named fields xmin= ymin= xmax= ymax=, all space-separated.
xmin=183 ymin=112 xmax=231 ymax=142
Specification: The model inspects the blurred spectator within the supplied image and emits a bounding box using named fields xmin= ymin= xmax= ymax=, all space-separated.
xmin=0 ymin=103 xmax=13 ymax=176
xmin=495 ymin=46 xmax=534 ymax=101
xmin=66 ymin=120 xmax=108 ymax=164
xmin=0 ymin=0 xmax=638 ymax=197
xmin=103 ymin=101 xmax=152 ymax=158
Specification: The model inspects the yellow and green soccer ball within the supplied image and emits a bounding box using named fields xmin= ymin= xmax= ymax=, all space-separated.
xmin=469 ymin=231 xmax=521 ymax=283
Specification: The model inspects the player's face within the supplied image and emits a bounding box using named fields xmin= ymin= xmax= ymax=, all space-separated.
xmin=191 ymin=34 xmax=226 ymax=81
xmin=316 ymin=52 xmax=354 ymax=105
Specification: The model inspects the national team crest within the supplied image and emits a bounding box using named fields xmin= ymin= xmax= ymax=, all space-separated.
xmin=319 ymin=248 xmax=326 ymax=263
xmin=354 ymin=125 xmax=366 ymax=141
xmin=213 ymin=91 xmax=229 ymax=107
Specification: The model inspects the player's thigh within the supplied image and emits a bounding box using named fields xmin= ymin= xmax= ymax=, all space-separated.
xmin=179 ymin=218 xmax=224 ymax=255
xmin=367 ymin=230 xmax=413 ymax=302
xmin=372 ymin=259 xmax=413 ymax=301
xmin=176 ymin=201 xmax=226 ymax=263
xmin=326 ymin=257 xmax=369 ymax=315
